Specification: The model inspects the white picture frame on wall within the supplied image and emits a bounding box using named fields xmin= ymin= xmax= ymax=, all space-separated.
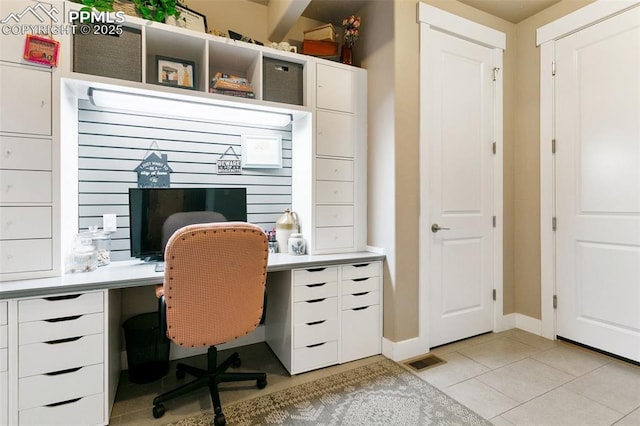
xmin=241 ymin=134 xmax=283 ymax=168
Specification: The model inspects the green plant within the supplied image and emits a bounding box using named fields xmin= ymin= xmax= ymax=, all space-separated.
xmin=131 ymin=0 xmax=180 ymax=22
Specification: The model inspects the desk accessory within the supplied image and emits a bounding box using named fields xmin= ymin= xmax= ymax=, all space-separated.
xmin=275 ymin=208 xmax=299 ymax=253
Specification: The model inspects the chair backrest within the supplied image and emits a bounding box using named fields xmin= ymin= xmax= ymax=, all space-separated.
xmin=161 ymin=211 xmax=227 ymax=255
xmin=163 ymin=222 xmax=268 ymax=347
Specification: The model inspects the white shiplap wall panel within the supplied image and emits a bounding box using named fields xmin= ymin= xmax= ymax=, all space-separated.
xmin=77 ymin=100 xmax=293 ymax=261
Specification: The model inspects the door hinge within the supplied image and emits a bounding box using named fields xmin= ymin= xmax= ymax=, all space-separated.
xmin=552 ymin=217 xmax=557 ymax=231
xmin=492 ymin=216 xmax=497 ymax=228
xmin=492 ymin=141 xmax=497 ymax=154
xmin=492 ymin=67 xmax=500 ymax=81
xmin=552 ymin=61 xmax=556 ymax=76
xmin=552 ymin=139 xmax=556 ymax=154
xmin=493 ymin=289 xmax=497 ymax=301
xmin=553 ymin=294 xmax=557 ymax=309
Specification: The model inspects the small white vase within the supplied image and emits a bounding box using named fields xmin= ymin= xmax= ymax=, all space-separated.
xmin=288 ymin=233 xmax=306 ymax=255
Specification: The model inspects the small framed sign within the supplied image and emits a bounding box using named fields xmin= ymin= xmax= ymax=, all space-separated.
xmin=23 ymin=34 xmax=59 ymax=66
xmin=156 ymin=56 xmax=196 ymax=90
xmin=241 ymin=135 xmax=282 ymax=168
xmin=165 ymin=4 xmax=207 ymax=33
xmin=217 ymin=146 xmax=242 ymax=175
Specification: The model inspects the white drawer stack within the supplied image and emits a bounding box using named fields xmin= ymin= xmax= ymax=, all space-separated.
xmin=292 ymin=267 xmax=339 ymax=373
xmin=17 ymin=292 xmax=105 ymax=426
xmin=340 ymin=262 xmax=382 ymax=363
xmin=0 ymin=301 xmax=8 ymax=426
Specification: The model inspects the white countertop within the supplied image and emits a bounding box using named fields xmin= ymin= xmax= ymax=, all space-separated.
xmin=0 ymin=251 xmax=384 ymax=299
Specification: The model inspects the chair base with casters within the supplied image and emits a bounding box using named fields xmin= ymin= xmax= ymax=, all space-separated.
xmin=152 ymin=345 xmax=267 ymax=425
xmin=152 ymin=294 xmax=267 ymax=425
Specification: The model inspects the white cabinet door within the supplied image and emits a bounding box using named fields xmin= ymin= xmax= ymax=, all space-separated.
xmin=316 ymin=63 xmax=355 ymax=113
xmin=316 ymin=110 xmax=355 ymax=158
xmin=0 ymin=1 xmax=52 ymax=64
xmin=0 ymin=64 xmax=51 ymax=135
xmin=0 ymin=136 xmax=51 ymax=170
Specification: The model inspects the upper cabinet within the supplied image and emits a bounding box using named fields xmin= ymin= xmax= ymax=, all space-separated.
xmin=0 ymin=1 xmax=52 ymax=65
xmin=316 ymin=63 xmax=355 ymax=113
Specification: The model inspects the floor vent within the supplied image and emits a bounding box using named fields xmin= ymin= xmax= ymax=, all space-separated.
xmin=404 ymin=354 xmax=446 ymax=372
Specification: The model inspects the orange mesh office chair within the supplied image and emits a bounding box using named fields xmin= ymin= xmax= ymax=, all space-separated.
xmin=152 ymin=222 xmax=268 ymax=426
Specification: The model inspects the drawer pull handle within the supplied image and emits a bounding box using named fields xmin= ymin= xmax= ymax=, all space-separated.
xmin=353 ymin=306 xmax=370 ymax=311
xmin=306 ymin=283 xmax=326 ymax=288
xmin=45 ymin=367 xmax=82 ymax=376
xmin=306 ymin=320 xmax=326 ymax=326
xmin=44 ymin=294 xmax=82 ymax=301
xmin=353 ymin=292 xmax=369 ymax=297
xmin=306 ymin=342 xmax=326 ymax=348
xmin=45 ymin=336 xmax=82 ymax=345
xmin=306 ymin=267 xmax=326 ymax=272
xmin=352 ymin=277 xmax=370 ymax=282
xmin=352 ymin=263 xmax=370 ymax=268
xmin=45 ymin=315 xmax=82 ymax=323
xmin=306 ymin=298 xmax=326 ymax=304
xmin=46 ymin=397 xmax=82 ymax=408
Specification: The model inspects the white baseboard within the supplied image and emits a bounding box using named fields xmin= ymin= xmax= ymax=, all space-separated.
xmin=512 ymin=313 xmax=543 ymax=335
xmin=381 ymin=336 xmax=429 ymax=362
xmin=121 ymin=325 xmax=266 ymax=370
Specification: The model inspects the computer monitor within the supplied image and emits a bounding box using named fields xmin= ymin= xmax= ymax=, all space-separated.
xmin=128 ymin=187 xmax=247 ymax=260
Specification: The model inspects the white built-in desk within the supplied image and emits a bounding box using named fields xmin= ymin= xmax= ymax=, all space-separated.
xmin=0 ymin=251 xmax=384 ymax=426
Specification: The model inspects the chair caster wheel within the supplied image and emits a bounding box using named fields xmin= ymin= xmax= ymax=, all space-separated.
xmin=214 ymin=413 xmax=226 ymax=425
xmin=257 ymin=377 xmax=267 ymax=389
xmin=232 ymin=357 xmax=241 ymax=368
xmin=152 ymin=404 xmax=165 ymax=419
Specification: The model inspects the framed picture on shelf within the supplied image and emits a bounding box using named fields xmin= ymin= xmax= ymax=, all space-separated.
xmin=23 ymin=34 xmax=59 ymax=66
xmin=165 ymin=4 xmax=207 ymax=33
xmin=156 ymin=56 xmax=196 ymax=90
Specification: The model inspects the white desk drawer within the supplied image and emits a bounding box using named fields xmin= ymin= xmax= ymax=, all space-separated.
xmin=316 ymin=158 xmax=354 ymax=181
xmin=294 ymin=281 xmax=337 ymax=302
xmin=294 ymin=318 xmax=338 ymax=348
xmin=342 ymin=262 xmax=381 ymax=280
xmin=0 ymin=348 xmax=6 ymax=372
xmin=341 ymin=305 xmax=380 ymax=363
xmin=315 ymin=227 xmax=354 ymax=250
xmin=0 ymin=324 xmax=6 ymax=349
xmin=0 ymin=136 xmax=51 ymax=171
xmin=0 ymin=170 xmax=51 ymax=203
xmin=342 ymin=276 xmax=380 ymax=295
xmin=19 ymin=363 xmax=103 ymax=410
xmin=315 ymin=205 xmax=354 ymax=227
xmin=0 ymin=239 xmax=52 ymax=275
xmin=293 ymin=267 xmax=337 ymax=286
xmin=19 ymin=333 xmax=103 ymax=377
xmin=19 ymin=292 xmax=103 ymax=323
xmin=316 ymin=181 xmax=353 ymax=204
xmin=0 ymin=207 xmax=52 ymax=240
xmin=19 ymin=392 xmax=104 ymax=426
xmin=0 ymin=301 xmax=6 ymax=325
xmin=0 ymin=371 xmax=7 ymax=426
xmin=342 ymin=290 xmax=379 ymax=310
xmin=293 ymin=340 xmax=338 ymax=374
xmin=19 ymin=312 xmax=103 ymax=345
xmin=294 ymin=297 xmax=337 ymax=324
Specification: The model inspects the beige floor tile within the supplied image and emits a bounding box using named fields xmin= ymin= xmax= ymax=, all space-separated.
xmin=614 ymin=407 xmax=640 ymax=426
xmin=502 ymin=329 xmax=557 ymax=351
xmin=459 ymin=336 xmax=540 ymax=369
xmin=531 ymin=343 xmax=610 ymax=377
xmin=501 ymin=387 xmax=623 ymax=426
xmin=476 ymin=358 xmax=574 ymax=403
xmin=430 ymin=331 xmax=503 ymax=355
xmin=563 ymin=361 xmax=640 ymax=414
xmin=411 ymin=352 xmax=490 ymax=389
xmin=490 ymin=415 xmax=516 ymax=425
xmin=442 ymin=378 xmax=519 ymax=419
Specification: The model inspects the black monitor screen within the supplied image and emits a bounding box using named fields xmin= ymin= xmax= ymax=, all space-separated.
xmin=128 ymin=187 xmax=247 ymax=260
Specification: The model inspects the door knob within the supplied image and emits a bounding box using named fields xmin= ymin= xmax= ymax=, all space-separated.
xmin=431 ymin=224 xmax=451 ymax=233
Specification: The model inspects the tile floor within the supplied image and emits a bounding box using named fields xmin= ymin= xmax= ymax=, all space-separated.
xmin=110 ymin=329 xmax=640 ymax=425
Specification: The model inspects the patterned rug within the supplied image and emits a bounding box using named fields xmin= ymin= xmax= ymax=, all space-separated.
xmin=167 ymin=358 xmax=492 ymax=425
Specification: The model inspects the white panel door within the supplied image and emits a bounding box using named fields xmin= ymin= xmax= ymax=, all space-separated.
xmin=426 ymin=30 xmax=496 ymax=347
xmin=555 ymin=7 xmax=640 ymax=362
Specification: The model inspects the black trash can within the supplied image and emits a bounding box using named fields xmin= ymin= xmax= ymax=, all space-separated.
xmin=123 ymin=312 xmax=170 ymax=384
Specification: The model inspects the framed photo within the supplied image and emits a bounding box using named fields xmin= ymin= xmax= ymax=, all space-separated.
xmin=23 ymin=34 xmax=59 ymax=67
xmin=165 ymin=4 xmax=207 ymax=33
xmin=241 ymin=135 xmax=283 ymax=168
xmin=156 ymin=56 xmax=196 ymax=90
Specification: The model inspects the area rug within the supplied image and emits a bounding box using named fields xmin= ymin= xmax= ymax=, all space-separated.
xmin=167 ymin=358 xmax=492 ymax=425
